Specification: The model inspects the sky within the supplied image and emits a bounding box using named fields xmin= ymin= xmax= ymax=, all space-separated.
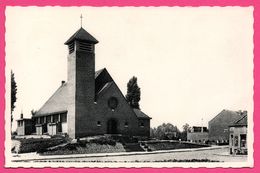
xmin=5 ymin=7 xmax=254 ymax=131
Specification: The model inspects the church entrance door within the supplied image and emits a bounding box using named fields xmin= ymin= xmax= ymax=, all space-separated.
xmin=107 ymin=119 xmax=118 ymax=134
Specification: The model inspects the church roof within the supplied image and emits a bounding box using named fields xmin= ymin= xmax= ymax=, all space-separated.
xmin=34 ymin=69 xmax=110 ymax=117
xmin=34 ymin=83 xmax=69 ymax=117
xmin=64 ymin=27 xmax=99 ymax=45
xmin=133 ymin=109 xmax=151 ymax=119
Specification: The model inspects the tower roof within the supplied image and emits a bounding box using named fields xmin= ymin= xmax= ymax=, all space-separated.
xmin=64 ymin=27 xmax=99 ymax=45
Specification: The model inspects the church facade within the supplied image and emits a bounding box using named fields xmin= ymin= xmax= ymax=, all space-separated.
xmin=18 ymin=26 xmax=151 ymax=139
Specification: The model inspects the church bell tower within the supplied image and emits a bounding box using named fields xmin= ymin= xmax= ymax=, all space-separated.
xmin=64 ymin=26 xmax=99 ymax=138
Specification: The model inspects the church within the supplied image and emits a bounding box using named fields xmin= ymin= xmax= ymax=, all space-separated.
xmin=17 ymin=24 xmax=151 ymax=139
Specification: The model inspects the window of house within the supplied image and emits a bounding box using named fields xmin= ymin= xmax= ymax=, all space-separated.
xmin=53 ymin=114 xmax=59 ymax=123
xmin=139 ymin=122 xmax=144 ymax=127
xmin=18 ymin=121 xmax=22 ymax=127
xmin=97 ymin=121 xmax=101 ymax=126
xmin=240 ymin=134 xmax=247 ymax=147
xmin=37 ymin=117 xmax=40 ymax=124
xmin=230 ymin=135 xmax=234 ymax=146
xmin=46 ymin=116 xmax=51 ymax=123
xmin=124 ymin=122 xmax=128 ymax=127
xmin=234 ymin=136 xmax=239 ymax=147
xmin=61 ymin=114 xmax=67 ymax=123
xmin=40 ymin=117 xmax=44 ymax=124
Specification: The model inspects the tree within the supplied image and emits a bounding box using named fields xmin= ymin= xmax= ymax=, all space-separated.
xmin=182 ymin=123 xmax=191 ymax=132
xmin=125 ymin=76 xmax=141 ymax=109
xmin=11 ymin=70 xmax=17 ymax=129
xmin=179 ymin=123 xmax=191 ymax=141
xmin=151 ymin=123 xmax=180 ymax=140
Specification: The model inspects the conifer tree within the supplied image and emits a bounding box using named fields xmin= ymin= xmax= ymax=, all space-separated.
xmin=126 ymin=76 xmax=141 ymax=109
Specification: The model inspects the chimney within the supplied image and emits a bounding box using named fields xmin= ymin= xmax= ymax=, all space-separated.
xmin=20 ymin=113 xmax=23 ymax=119
xmin=61 ymin=80 xmax=65 ymax=85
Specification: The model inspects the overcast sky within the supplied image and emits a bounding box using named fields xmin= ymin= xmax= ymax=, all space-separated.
xmin=5 ymin=7 xmax=253 ymax=131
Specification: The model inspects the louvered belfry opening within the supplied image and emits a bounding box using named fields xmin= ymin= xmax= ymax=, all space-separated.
xmin=68 ymin=42 xmax=75 ymax=54
xmin=77 ymin=41 xmax=94 ymax=53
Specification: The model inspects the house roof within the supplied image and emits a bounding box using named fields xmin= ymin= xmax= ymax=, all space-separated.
xmin=230 ymin=114 xmax=247 ymax=127
xmin=34 ymin=69 xmax=110 ymax=117
xmin=64 ymin=27 xmax=98 ymax=45
xmin=208 ymin=109 xmax=244 ymax=125
xmin=133 ymin=108 xmax=151 ymax=119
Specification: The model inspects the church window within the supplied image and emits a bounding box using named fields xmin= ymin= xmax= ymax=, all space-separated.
xmin=108 ymin=97 xmax=118 ymax=109
xmin=97 ymin=121 xmax=101 ymax=126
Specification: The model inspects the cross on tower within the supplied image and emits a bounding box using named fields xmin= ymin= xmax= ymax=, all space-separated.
xmin=80 ymin=14 xmax=83 ymax=27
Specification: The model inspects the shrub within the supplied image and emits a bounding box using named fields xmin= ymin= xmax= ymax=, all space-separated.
xmin=17 ymin=137 xmax=66 ymax=153
xmin=90 ymin=136 xmax=116 ymax=146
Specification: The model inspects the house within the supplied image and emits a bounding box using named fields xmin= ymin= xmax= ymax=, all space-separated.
xmin=16 ymin=113 xmax=33 ymax=136
xmin=229 ymin=113 xmax=248 ymax=155
xmin=208 ymin=109 xmax=246 ymax=144
xmin=17 ymin=25 xmax=151 ymax=139
xmin=187 ymin=126 xmax=208 ymax=143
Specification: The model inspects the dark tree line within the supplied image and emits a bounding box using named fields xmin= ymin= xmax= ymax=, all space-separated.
xmin=11 ymin=70 xmax=17 ymax=129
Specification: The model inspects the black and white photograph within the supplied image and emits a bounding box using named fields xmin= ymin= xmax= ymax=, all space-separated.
xmin=5 ymin=7 xmax=253 ymax=167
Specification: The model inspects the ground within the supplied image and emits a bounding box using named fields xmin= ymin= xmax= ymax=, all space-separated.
xmin=12 ymin=146 xmax=247 ymax=163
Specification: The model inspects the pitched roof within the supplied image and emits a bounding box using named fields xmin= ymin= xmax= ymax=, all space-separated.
xmin=95 ymin=68 xmax=105 ymax=78
xmin=133 ymin=108 xmax=151 ymax=119
xmin=34 ymin=69 xmax=113 ymax=117
xmin=34 ymin=83 xmax=69 ymax=117
xmin=64 ymin=27 xmax=98 ymax=45
xmin=209 ymin=109 xmax=244 ymax=125
xmin=230 ymin=114 xmax=247 ymax=127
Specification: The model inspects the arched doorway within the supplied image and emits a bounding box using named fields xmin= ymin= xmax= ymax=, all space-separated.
xmin=107 ymin=119 xmax=118 ymax=134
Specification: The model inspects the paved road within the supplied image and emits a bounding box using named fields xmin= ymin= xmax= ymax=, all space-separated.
xmin=33 ymin=147 xmax=247 ymax=163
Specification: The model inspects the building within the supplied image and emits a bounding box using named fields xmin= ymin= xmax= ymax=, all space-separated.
xmin=17 ymin=25 xmax=151 ymax=138
xmin=229 ymin=114 xmax=248 ymax=155
xmin=187 ymin=126 xmax=208 ymax=143
xmin=208 ymin=109 xmax=246 ymax=144
xmin=16 ymin=113 xmax=33 ymax=136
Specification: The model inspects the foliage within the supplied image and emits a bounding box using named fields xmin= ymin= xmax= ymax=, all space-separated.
xmin=16 ymin=137 xmax=66 ymax=153
xmin=150 ymin=123 xmax=180 ymax=140
xmin=182 ymin=123 xmax=191 ymax=132
xmin=125 ymin=76 xmax=141 ymax=109
xmin=11 ymin=70 xmax=17 ymax=128
xmin=89 ymin=136 xmax=116 ymax=146
xmin=178 ymin=123 xmax=191 ymax=141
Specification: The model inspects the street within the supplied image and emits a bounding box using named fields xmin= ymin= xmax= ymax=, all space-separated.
xmin=31 ymin=147 xmax=247 ymax=163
